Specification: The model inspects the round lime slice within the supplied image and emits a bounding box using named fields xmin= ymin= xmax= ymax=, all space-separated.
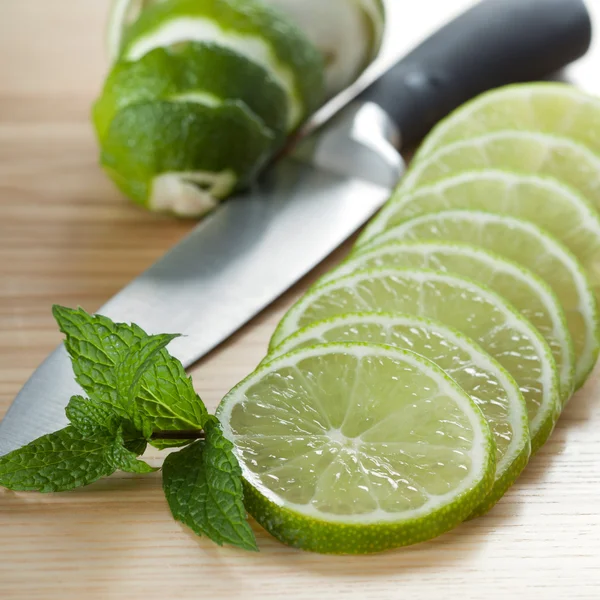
xmin=271 ymin=267 xmax=561 ymax=453
xmin=397 ymin=131 xmax=600 ymax=213
xmin=414 ymin=82 xmax=600 ymax=161
xmin=365 ymin=210 xmax=600 ymax=390
xmin=322 ymin=240 xmax=574 ymax=402
xmin=100 ymin=100 xmax=274 ymax=217
xmin=268 ymin=313 xmax=530 ymax=517
xmin=217 ymin=342 xmax=495 ymax=553
xmin=357 ymin=172 xmax=600 ymax=301
xmin=120 ymin=0 xmax=325 ymax=129
xmin=94 ymin=42 xmax=289 ymax=142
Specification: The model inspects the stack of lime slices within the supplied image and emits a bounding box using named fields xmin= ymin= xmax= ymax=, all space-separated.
xmin=98 ymin=0 xmax=385 ymax=217
xmin=216 ymin=82 xmax=600 ymax=554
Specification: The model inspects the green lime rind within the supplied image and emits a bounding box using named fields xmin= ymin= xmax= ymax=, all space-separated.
xmin=217 ymin=342 xmax=495 ymax=554
xmin=266 ymin=312 xmax=530 ymax=517
xmin=120 ymin=0 xmax=325 ymax=129
xmin=100 ymin=99 xmax=274 ymax=212
xmin=363 ymin=210 xmax=600 ymax=391
xmin=107 ymin=0 xmax=164 ymax=61
xmin=413 ymin=82 xmax=600 ymax=161
xmin=270 ymin=267 xmax=561 ymax=455
xmin=94 ymin=42 xmax=289 ymax=142
xmin=396 ymin=130 xmax=600 ymax=213
xmin=322 ymin=240 xmax=575 ymax=403
xmin=468 ymin=434 xmax=530 ymax=519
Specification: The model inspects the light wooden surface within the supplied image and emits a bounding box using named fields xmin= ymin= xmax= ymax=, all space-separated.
xmin=1 ymin=1 xmax=600 ymax=598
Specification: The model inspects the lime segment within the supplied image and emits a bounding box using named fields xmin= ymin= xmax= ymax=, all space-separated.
xmin=365 ymin=210 xmax=600 ymax=389
xmin=323 ymin=241 xmax=574 ymax=401
xmin=271 ymin=267 xmax=561 ymax=453
xmin=268 ymin=313 xmax=530 ymax=516
xmin=217 ymin=342 xmax=495 ymax=553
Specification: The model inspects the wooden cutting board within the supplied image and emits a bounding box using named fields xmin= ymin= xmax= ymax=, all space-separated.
xmin=1 ymin=1 xmax=599 ymax=598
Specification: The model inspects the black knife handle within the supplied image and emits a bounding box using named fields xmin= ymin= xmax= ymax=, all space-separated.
xmin=359 ymin=0 xmax=592 ymax=148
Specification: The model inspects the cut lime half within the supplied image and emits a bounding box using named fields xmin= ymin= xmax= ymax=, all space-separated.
xmin=365 ymin=210 xmax=600 ymax=389
xmin=323 ymin=240 xmax=574 ymax=401
xmin=217 ymin=342 xmax=495 ymax=553
xmin=271 ymin=268 xmax=561 ymax=453
xmin=268 ymin=313 xmax=530 ymax=516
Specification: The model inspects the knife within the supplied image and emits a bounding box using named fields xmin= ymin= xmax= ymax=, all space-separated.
xmin=0 ymin=0 xmax=591 ymax=456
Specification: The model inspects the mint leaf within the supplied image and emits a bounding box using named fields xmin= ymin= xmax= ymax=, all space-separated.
xmin=0 ymin=426 xmax=116 ymax=492
xmin=124 ymin=439 xmax=148 ymax=456
xmin=162 ymin=419 xmax=257 ymax=551
xmin=65 ymin=395 xmax=142 ymax=446
xmin=66 ymin=395 xmax=121 ymax=438
xmin=105 ymin=428 xmax=156 ymax=474
xmin=115 ymin=333 xmax=179 ymax=438
xmin=137 ymin=358 xmax=209 ymax=441
xmin=53 ymin=306 xmax=209 ymax=435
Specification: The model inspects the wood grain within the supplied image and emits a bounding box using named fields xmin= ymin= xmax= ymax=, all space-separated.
xmin=1 ymin=1 xmax=600 ymax=598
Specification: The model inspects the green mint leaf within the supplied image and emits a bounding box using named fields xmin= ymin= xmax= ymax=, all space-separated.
xmin=115 ymin=333 xmax=179 ymax=438
xmin=65 ymin=395 xmax=141 ymax=444
xmin=65 ymin=395 xmax=121 ymax=438
xmin=53 ymin=306 xmax=209 ymax=435
xmin=137 ymin=360 xmax=209 ymax=442
xmin=162 ymin=419 xmax=257 ymax=551
xmin=0 ymin=426 xmax=116 ymax=492
xmin=124 ymin=438 xmax=148 ymax=456
xmin=105 ymin=428 xmax=156 ymax=474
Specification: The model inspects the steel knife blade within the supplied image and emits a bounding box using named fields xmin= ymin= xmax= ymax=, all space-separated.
xmin=0 ymin=0 xmax=592 ymax=455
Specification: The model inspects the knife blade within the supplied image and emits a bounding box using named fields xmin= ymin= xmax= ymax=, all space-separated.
xmin=0 ymin=0 xmax=592 ymax=455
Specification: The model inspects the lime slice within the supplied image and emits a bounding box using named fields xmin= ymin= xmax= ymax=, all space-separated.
xmin=120 ymin=0 xmax=325 ymax=129
xmin=271 ymin=268 xmax=561 ymax=453
xmin=265 ymin=0 xmax=385 ymax=97
xmin=321 ymin=241 xmax=574 ymax=402
xmin=100 ymin=100 xmax=274 ymax=217
xmin=217 ymin=342 xmax=495 ymax=553
xmin=357 ymin=172 xmax=600 ymax=299
xmin=94 ymin=42 xmax=289 ymax=142
xmin=414 ymin=83 xmax=600 ymax=161
xmin=268 ymin=313 xmax=530 ymax=516
xmin=397 ymin=131 xmax=600 ymax=213
xmin=365 ymin=210 xmax=600 ymax=389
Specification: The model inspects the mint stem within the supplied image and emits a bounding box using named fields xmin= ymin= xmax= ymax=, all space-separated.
xmin=151 ymin=429 xmax=205 ymax=441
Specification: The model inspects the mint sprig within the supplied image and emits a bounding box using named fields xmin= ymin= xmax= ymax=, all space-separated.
xmin=0 ymin=306 xmax=256 ymax=552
